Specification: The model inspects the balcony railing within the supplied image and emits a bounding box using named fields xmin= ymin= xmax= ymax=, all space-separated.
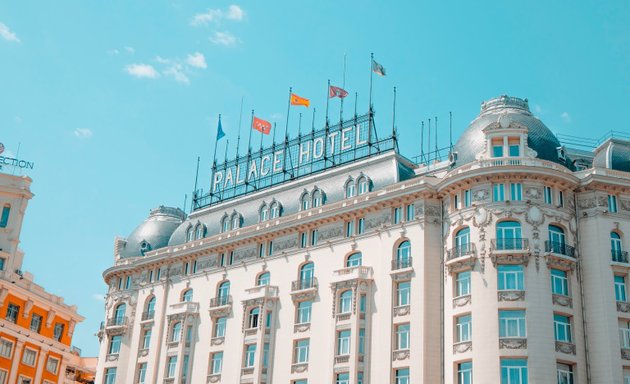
xmin=106 ymin=316 xmax=128 ymax=327
xmin=447 ymin=243 xmax=476 ymax=260
xmin=141 ymin=311 xmax=154 ymax=321
xmin=491 ymin=238 xmax=529 ymax=251
xmin=291 ymin=278 xmax=318 ymax=291
xmin=545 ymin=241 xmax=576 ymax=258
xmin=209 ymin=295 xmax=232 ymax=307
xmin=613 ymin=250 xmax=629 ymax=263
xmin=392 ymin=257 xmax=413 ymax=270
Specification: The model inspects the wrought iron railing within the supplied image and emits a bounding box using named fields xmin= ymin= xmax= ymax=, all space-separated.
xmin=545 ymin=241 xmax=576 ymax=258
xmin=106 ymin=316 xmax=128 ymax=327
xmin=141 ymin=311 xmax=155 ymax=321
xmin=392 ymin=257 xmax=413 ymax=270
xmin=613 ymin=250 xmax=629 ymax=263
xmin=491 ymin=238 xmax=529 ymax=251
xmin=291 ymin=278 xmax=318 ymax=291
xmin=447 ymin=243 xmax=476 ymax=260
xmin=209 ymin=295 xmax=232 ymax=307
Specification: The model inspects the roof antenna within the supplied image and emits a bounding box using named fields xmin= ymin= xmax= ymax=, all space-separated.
xmin=434 ymin=116 xmax=439 ymax=161
xmin=420 ymin=121 xmax=425 ymax=164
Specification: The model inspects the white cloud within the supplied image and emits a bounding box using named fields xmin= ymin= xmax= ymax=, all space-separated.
xmin=533 ymin=104 xmax=542 ymax=114
xmin=191 ymin=4 xmax=244 ymax=26
xmin=92 ymin=293 xmax=105 ymax=303
xmin=560 ymin=112 xmax=571 ymax=123
xmin=270 ymin=113 xmax=283 ymax=120
xmin=0 ymin=22 xmax=20 ymax=43
xmin=74 ymin=128 xmax=93 ymax=138
xmin=186 ymin=52 xmax=207 ymax=69
xmin=210 ymin=31 xmax=239 ymax=46
xmin=163 ymin=63 xmax=190 ymax=85
xmin=125 ymin=63 xmax=159 ymax=79
xmin=124 ymin=46 xmax=135 ymax=53
xmin=108 ymin=48 xmax=120 ymax=55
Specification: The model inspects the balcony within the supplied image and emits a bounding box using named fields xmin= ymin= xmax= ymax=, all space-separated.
xmin=290 ymin=278 xmax=318 ymax=302
xmin=244 ymin=285 xmax=279 ymax=301
xmin=446 ymin=244 xmax=476 ymax=273
xmin=499 ymin=337 xmax=527 ymax=350
xmin=453 ymin=341 xmax=472 ymax=354
xmin=334 ymin=354 xmax=350 ymax=364
xmin=490 ymin=238 xmax=530 ymax=265
xmin=208 ymin=296 xmax=232 ymax=318
xmin=332 ymin=266 xmax=373 ymax=283
xmin=497 ymin=290 xmax=525 ymax=302
xmin=141 ymin=311 xmax=155 ymax=321
xmin=169 ymin=301 xmax=200 ymax=317
xmin=613 ymin=250 xmax=629 ymax=264
xmin=207 ymin=373 xmax=221 ymax=383
xmin=555 ymin=341 xmax=576 ymax=355
xmin=552 ymin=294 xmax=573 ymax=308
xmin=545 ymin=241 xmax=577 ymax=270
xmin=291 ymin=362 xmax=308 ymax=374
xmin=545 ymin=241 xmax=576 ymax=258
xmin=104 ymin=316 xmax=128 ymax=336
xmin=392 ymin=257 xmax=413 ymax=271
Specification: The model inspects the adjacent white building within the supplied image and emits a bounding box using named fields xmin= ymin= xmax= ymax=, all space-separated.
xmin=96 ymin=95 xmax=630 ymax=384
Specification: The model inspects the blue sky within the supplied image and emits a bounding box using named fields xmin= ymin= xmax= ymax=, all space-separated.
xmin=0 ymin=1 xmax=628 ymax=356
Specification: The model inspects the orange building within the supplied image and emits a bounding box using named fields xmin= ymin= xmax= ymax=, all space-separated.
xmin=0 ymin=169 xmax=94 ymax=383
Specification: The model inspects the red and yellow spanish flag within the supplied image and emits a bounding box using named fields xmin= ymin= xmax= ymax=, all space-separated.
xmin=290 ymin=93 xmax=310 ymax=107
xmin=252 ymin=116 xmax=272 ymax=135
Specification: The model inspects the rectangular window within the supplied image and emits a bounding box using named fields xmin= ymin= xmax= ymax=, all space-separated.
xmin=137 ymin=362 xmax=147 ymax=384
xmin=493 ymin=145 xmax=504 ymax=158
xmin=621 ymin=324 xmax=630 ymax=349
xmin=551 ymin=269 xmax=569 ymax=296
xmin=345 ymin=221 xmax=354 ymax=237
xmin=295 ymin=339 xmax=309 ymax=363
xmin=300 ymin=233 xmax=307 ymax=248
xmin=53 ymin=323 xmax=64 ymax=341
xmin=297 ymin=301 xmax=312 ymax=324
xmin=46 ymin=357 xmax=59 ymax=374
xmin=148 ymin=270 xmax=154 ymax=283
xmin=616 ymin=276 xmax=628 ymax=302
xmin=0 ymin=370 xmax=7 ymax=384
xmin=397 ymin=281 xmax=411 ymax=306
xmin=21 ymin=348 xmax=37 ymax=366
xmin=359 ymin=328 xmax=365 ymax=354
xmin=259 ymin=243 xmax=264 ymax=257
xmin=142 ymin=329 xmax=152 ymax=349
xmin=125 ymin=276 xmax=132 ymax=289
xmin=499 ymin=310 xmax=526 ymax=338
xmin=359 ymin=294 xmax=366 ymax=313
xmin=294 ymin=380 xmax=308 ymax=384
xmin=456 ymin=271 xmax=471 ymax=297
xmin=358 ymin=372 xmax=364 ymax=384
xmin=493 ymin=184 xmax=505 ymax=202
xmin=456 ymin=315 xmax=472 ymax=342
xmin=166 ymin=356 xmax=177 ymax=378
xmin=501 ymin=359 xmax=527 ymax=384
xmin=609 ymin=195 xmax=618 ymax=213
xmin=357 ymin=218 xmax=365 ymax=234
xmin=244 ymin=344 xmax=256 ymax=367
xmin=262 ymin=343 xmax=269 ymax=368
xmin=337 ymin=330 xmax=351 ymax=355
xmin=211 ymin=352 xmax=223 ymax=374
xmin=558 ymin=191 xmax=564 ymax=207
xmin=544 ymin=186 xmax=553 ymax=204
xmin=267 ymin=241 xmax=273 ymax=256
xmin=498 ymin=265 xmax=524 ymax=291
xmin=395 ymin=368 xmax=410 ymax=384
xmin=0 ymin=258 xmax=4 ymax=271
xmin=464 ymin=190 xmax=471 ymax=208
xmin=509 ymin=144 xmax=520 ymax=157
xmin=6 ymin=304 xmax=19 ymax=323
xmin=394 ymin=207 xmax=402 ymax=224
xmin=310 ymin=230 xmax=318 ymax=246
xmin=0 ymin=339 xmax=13 ymax=358
xmin=406 ymin=204 xmax=415 ymax=220
xmin=104 ymin=368 xmax=117 ymax=384
xmin=108 ymin=335 xmax=122 ymax=354
xmin=554 ymin=314 xmax=572 ymax=342
xmin=0 ymin=206 xmax=9 ymax=228
xmin=156 ymin=267 xmax=162 ymax=280
xmin=30 ymin=314 xmax=42 ymax=333
xmin=458 ymin=361 xmax=472 ymax=384
xmin=396 ymin=323 xmax=410 ymax=350
xmin=336 ymin=373 xmax=349 ymax=384
xmin=454 ymin=194 xmax=460 ymax=210
xmin=557 ymin=363 xmax=573 ymax=384
xmin=510 ymin=183 xmax=522 ymax=201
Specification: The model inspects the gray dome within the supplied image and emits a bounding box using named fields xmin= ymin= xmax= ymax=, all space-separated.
xmin=452 ymin=95 xmax=568 ymax=169
xmin=593 ymin=139 xmax=630 ymax=172
xmin=120 ymin=206 xmax=186 ymax=258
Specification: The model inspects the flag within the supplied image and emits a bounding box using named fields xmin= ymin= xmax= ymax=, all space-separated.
xmin=290 ymin=93 xmax=310 ymax=107
xmin=252 ymin=116 xmax=272 ymax=135
xmin=372 ymin=59 xmax=386 ymax=76
xmin=329 ymin=85 xmax=349 ymax=99
xmin=216 ymin=119 xmax=226 ymax=141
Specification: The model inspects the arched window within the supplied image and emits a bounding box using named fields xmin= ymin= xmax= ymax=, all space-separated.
xmin=345 ymin=179 xmax=356 ymax=198
xmin=171 ymin=322 xmax=182 ymax=342
xmin=182 ymin=289 xmax=193 ymax=302
xmin=270 ymin=202 xmax=281 ymax=219
xmin=454 ymin=227 xmax=471 ymax=257
xmin=195 ymin=224 xmax=205 ymax=240
xmin=217 ymin=281 xmax=230 ymax=305
xmin=396 ymin=241 xmax=411 ymax=268
xmin=312 ymin=189 xmax=323 ymax=208
xmin=260 ymin=204 xmax=269 ymax=222
xmin=612 ymin=232 xmax=624 ymax=262
xmin=257 ymin=272 xmax=270 ymax=286
xmin=357 ymin=176 xmax=370 ymax=195
xmin=548 ymin=225 xmax=566 ymax=254
xmin=186 ymin=226 xmax=194 ymax=242
xmin=145 ymin=297 xmax=156 ymax=319
xmin=346 ymin=252 xmax=362 ymax=267
xmin=300 ymin=192 xmax=310 ymax=211
xmin=339 ymin=290 xmax=352 ymax=313
xmin=231 ymin=214 xmax=241 ymax=230
xmin=221 ymin=216 xmax=229 ymax=233
xmin=249 ymin=307 xmax=260 ymax=329
xmin=0 ymin=204 xmax=10 ymax=228
xmin=114 ymin=303 xmax=126 ymax=325
xmin=496 ymin=221 xmax=522 ymax=250
xmin=299 ymin=262 xmax=314 ymax=289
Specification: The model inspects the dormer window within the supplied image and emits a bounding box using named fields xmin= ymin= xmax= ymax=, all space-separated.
xmin=232 ymin=214 xmax=240 ymax=230
xmin=270 ymin=202 xmax=281 ymax=219
xmin=346 ymin=180 xmax=356 ymax=198
xmin=301 ymin=193 xmax=310 ymax=211
xmin=491 ymin=136 xmax=521 ymax=158
xmin=357 ymin=176 xmax=370 ymax=195
xmin=195 ymin=224 xmax=205 ymax=240
xmin=312 ymin=190 xmax=322 ymax=208
xmin=508 ymin=137 xmax=520 ymax=157
xmin=260 ymin=204 xmax=269 ymax=222
xmin=186 ymin=227 xmax=194 ymax=242
xmin=492 ymin=138 xmax=504 ymax=157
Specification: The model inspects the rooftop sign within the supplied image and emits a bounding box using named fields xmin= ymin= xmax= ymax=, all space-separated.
xmin=0 ymin=142 xmax=35 ymax=173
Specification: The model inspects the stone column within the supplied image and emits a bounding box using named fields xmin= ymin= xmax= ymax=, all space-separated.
xmin=33 ymin=347 xmax=49 ymax=383
xmin=8 ymin=340 xmax=24 ymax=383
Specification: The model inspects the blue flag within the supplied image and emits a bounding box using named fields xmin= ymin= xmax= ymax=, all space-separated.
xmin=216 ymin=119 xmax=226 ymax=141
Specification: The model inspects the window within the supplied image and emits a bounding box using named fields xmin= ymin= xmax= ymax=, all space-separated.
xmin=30 ymin=314 xmax=42 ymax=333
xmin=0 ymin=205 xmax=9 ymax=228
xmin=548 ymin=225 xmax=566 ymax=254
xmin=145 ymin=297 xmax=156 ymax=319
xmin=397 ymin=281 xmax=410 ymax=306
xmin=0 ymin=258 xmax=4 ymax=271
xmin=268 ymin=241 xmax=274 ymax=256
xmin=337 ymin=330 xmax=351 ymax=355
xmin=551 ymin=269 xmax=569 ymax=296
xmin=510 ymin=183 xmax=522 ymax=201
xmin=558 ymin=191 xmax=564 ymax=207
xmin=214 ymin=317 xmax=227 ymax=338
xmin=358 ymin=328 xmax=365 ymax=354
xmin=621 ymin=323 xmax=630 ymax=348
xmin=310 ymin=230 xmax=318 ymax=246
xmin=557 ymin=363 xmax=574 ymax=384
xmin=294 ymin=380 xmax=308 ymax=384
xmin=109 ymin=335 xmax=122 ymax=354
xmin=300 ymin=232 xmax=307 ymax=248
xmin=257 ymin=272 xmax=270 ymax=286
xmin=396 ymin=323 xmax=410 ymax=350
xmin=493 ymin=183 xmax=505 ymax=202
xmin=358 ymin=177 xmax=369 ymax=195
xmin=265 ymin=312 xmax=272 ymax=329
xmin=166 ymin=356 xmax=177 ymax=378
xmin=498 ymin=265 xmax=524 ymax=291
xmin=260 ymin=205 xmax=269 ymax=222
xmin=270 ymin=202 xmax=281 ymax=218
xmin=397 ymin=241 xmax=411 ymax=268
xmin=458 ymin=361 xmax=472 ymax=384
xmin=217 ymin=281 xmax=230 ymax=305
xmin=496 ymin=221 xmax=522 ymax=250
xmin=211 ymin=352 xmax=223 ymax=374
xmin=616 ymin=276 xmax=627 ymax=302
xmin=171 ymin=322 xmax=182 ymax=342
xmin=104 ymin=368 xmax=117 ymax=384
xmin=454 ymin=227 xmax=471 ymax=256
xmin=346 ymin=252 xmax=362 ymax=267
xmin=21 ymin=348 xmax=37 ymax=366
xmin=45 ymin=356 xmax=59 ymax=374
xmin=394 ymin=207 xmax=402 ymax=224
xmin=0 ymin=371 xmax=5 ymax=384
xmin=492 ymin=142 xmax=504 ymax=157
xmin=406 ymin=204 xmax=415 ymax=220
xmin=464 ymin=190 xmax=471 ymax=208
xmin=137 ymin=362 xmax=147 ymax=384
xmin=295 ymin=339 xmax=309 ymax=363
xmin=554 ymin=314 xmax=572 ymax=342
xmin=301 ymin=193 xmax=310 ymax=211
xmin=339 ymin=290 xmax=352 ymax=313
xmin=182 ymin=289 xmax=193 ymax=302
xmin=299 ymin=262 xmax=314 ymax=288
xmin=248 ymin=307 xmax=260 ymax=329
xmin=346 ymin=181 xmax=356 ymax=198
xmin=357 ymin=218 xmax=365 ymax=234
xmin=114 ymin=303 xmax=126 ymax=324
xmin=360 ymin=294 xmax=366 ymax=313
xmin=232 ymin=214 xmax=240 ymax=230
xmin=396 ymin=368 xmax=410 ymax=384
xmin=244 ymin=344 xmax=256 ymax=367
xmin=544 ymin=186 xmax=553 ymax=204
xmin=185 ymin=326 xmax=193 ymax=345
xmin=336 ymin=373 xmax=349 ymax=384
xmin=509 ymin=144 xmax=520 ymax=157
xmin=125 ymin=275 xmax=132 ymax=289
xmin=221 ymin=217 xmax=229 ymax=233
xmin=297 ymin=301 xmax=312 ymax=324
xmin=608 ymin=194 xmax=618 ymax=213
xmin=453 ymin=194 xmax=460 ymax=210
xmin=456 ymin=315 xmax=472 ymax=342
xmin=456 ymin=271 xmax=471 ymax=297
xmin=0 ymin=339 xmax=13 ymax=358
xmin=186 ymin=227 xmax=194 ymax=242
xmin=345 ymin=221 xmax=354 ymax=237
xmin=501 ymin=359 xmax=527 ymax=384
xmin=6 ymin=304 xmax=19 ymax=323
xmin=195 ymin=225 xmax=204 ymax=240
xmin=612 ymin=232 xmax=624 ymax=262
xmin=499 ymin=310 xmax=526 ymax=338
xmin=142 ymin=329 xmax=151 ymax=349
xmin=358 ymin=372 xmax=364 ymax=384
xmin=312 ymin=190 xmax=322 ymax=208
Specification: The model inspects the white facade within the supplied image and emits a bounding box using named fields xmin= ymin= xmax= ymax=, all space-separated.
xmin=96 ymin=96 xmax=630 ymax=384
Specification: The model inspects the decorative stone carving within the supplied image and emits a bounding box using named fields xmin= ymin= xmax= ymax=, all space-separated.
xmin=622 ymin=348 xmax=630 ymax=361
xmin=138 ymin=349 xmax=149 ymax=357
xmin=545 ymin=254 xmax=577 ymax=271
xmin=453 ymin=295 xmax=471 ymax=308
xmin=498 ymin=290 xmax=525 ymax=302
xmin=211 ymin=337 xmax=224 ymax=346
xmin=233 ymin=246 xmax=257 ymax=263
xmin=291 ymin=363 xmax=308 ymax=373
xmin=555 ymin=341 xmax=576 ymax=355
xmin=525 ymin=187 xmax=542 ymax=200
xmin=393 ymin=305 xmax=410 ymax=317
xmin=318 ymin=224 xmax=343 ymax=241
xmin=490 ymin=253 xmax=530 ymax=267
xmin=365 ymin=211 xmax=391 ymax=231
xmin=617 ymin=301 xmax=630 ymax=313
xmin=473 ymin=207 xmax=490 ymax=228
xmin=275 ymin=236 xmax=298 ymax=252
xmin=473 ymin=188 xmax=489 ymax=202
xmin=499 ymin=338 xmax=527 ymax=349
xmin=207 ymin=374 xmax=221 ymax=383
xmin=294 ymin=323 xmax=310 ymax=333
xmin=525 ymin=206 xmax=543 ymax=226
xmin=553 ymin=294 xmax=573 ymax=308
xmin=105 ymin=353 xmax=119 ymax=362
xmin=425 ymin=204 xmax=441 ymax=218
xmin=446 ymin=256 xmax=476 ymax=274
xmin=392 ymin=349 xmax=410 ymax=361
xmin=453 ymin=341 xmax=472 ymax=354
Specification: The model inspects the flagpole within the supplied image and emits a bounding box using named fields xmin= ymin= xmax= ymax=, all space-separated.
xmin=368 ymin=53 xmax=374 ymax=154
xmin=220 ymin=138 xmax=229 ymax=200
xmin=193 ymin=155 xmax=200 ymax=211
xmin=427 ymin=118 xmax=431 ymax=165
xmin=449 ymin=111 xmax=453 ymax=152
xmin=245 ymin=110 xmax=254 ymax=192
xmin=283 ymin=87 xmax=292 ymax=180
xmin=340 ymin=53 xmax=346 ymax=123
xmin=237 ymin=97 xmax=243 ymax=159
xmin=435 ymin=116 xmax=439 ymax=160
xmin=325 ymin=80 xmax=330 ymax=128
xmin=298 ymin=113 xmax=303 ymax=137
xmin=392 ymin=86 xmax=398 ymax=152
xmin=368 ymin=52 xmax=374 ymax=110
xmin=354 ymin=92 xmax=358 ymax=118
xmin=210 ymin=114 xmax=222 ymax=203
xmin=311 ymin=108 xmax=316 ymax=136
xmin=420 ymin=121 xmax=425 ymax=164
xmin=324 ymin=80 xmax=331 ymax=166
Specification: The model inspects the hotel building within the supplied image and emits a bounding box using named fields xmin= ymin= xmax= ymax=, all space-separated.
xmin=96 ymin=95 xmax=630 ymax=384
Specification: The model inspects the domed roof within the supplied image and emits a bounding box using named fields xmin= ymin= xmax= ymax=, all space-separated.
xmin=452 ymin=95 xmax=568 ymax=169
xmin=593 ymin=139 xmax=630 ymax=172
xmin=119 ymin=206 xmax=186 ymax=258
